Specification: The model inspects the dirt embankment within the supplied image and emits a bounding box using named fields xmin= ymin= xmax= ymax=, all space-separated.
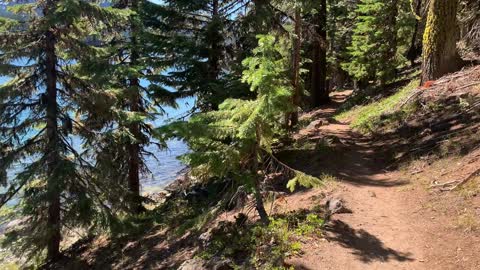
xmin=56 ymin=66 xmax=480 ymax=269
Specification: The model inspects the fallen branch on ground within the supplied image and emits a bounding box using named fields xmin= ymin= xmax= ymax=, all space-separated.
xmin=450 ymin=167 xmax=480 ymax=191
xmin=430 ymin=180 xmax=459 ymax=189
xmin=430 ymin=167 xmax=480 ymax=191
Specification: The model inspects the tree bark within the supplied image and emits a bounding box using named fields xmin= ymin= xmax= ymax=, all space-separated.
xmin=406 ymin=0 xmax=422 ymax=67
xmin=127 ymin=0 xmax=144 ymax=213
xmin=253 ymin=124 xmax=269 ymax=225
xmin=207 ymin=0 xmax=221 ymax=110
xmin=421 ymin=0 xmax=462 ymax=83
xmin=44 ymin=13 xmax=61 ymax=262
xmin=127 ymin=76 xmax=143 ymax=213
xmin=311 ymin=0 xmax=330 ymax=106
xmin=289 ymin=7 xmax=302 ymax=128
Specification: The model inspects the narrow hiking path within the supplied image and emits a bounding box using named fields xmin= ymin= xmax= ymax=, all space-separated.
xmin=282 ymin=91 xmax=479 ymax=270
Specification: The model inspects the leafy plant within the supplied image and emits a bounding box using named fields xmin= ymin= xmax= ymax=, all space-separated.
xmin=157 ymin=34 xmax=322 ymax=224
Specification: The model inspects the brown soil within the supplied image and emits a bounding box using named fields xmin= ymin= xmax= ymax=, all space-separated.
xmin=58 ymin=68 xmax=480 ymax=269
xmin=281 ymin=90 xmax=480 ymax=270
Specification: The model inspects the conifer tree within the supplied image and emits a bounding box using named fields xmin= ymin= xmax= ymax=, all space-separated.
xmin=310 ymin=0 xmax=330 ymax=106
xmin=0 ymin=0 xmax=127 ymax=261
xmin=152 ymin=0 xmax=250 ymax=111
xmin=327 ymin=0 xmax=359 ymax=89
xmin=342 ymin=0 xmax=399 ymax=85
xmin=157 ymin=35 xmax=322 ymax=224
xmin=77 ymin=0 xmax=181 ymax=213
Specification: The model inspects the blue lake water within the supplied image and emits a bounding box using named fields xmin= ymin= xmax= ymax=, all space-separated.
xmin=143 ymin=97 xmax=193 ymax=190
xmin=1 ymin=72 xmax=193 ymax=195
xmin=0 ymin=2 xmax=195 ymax=195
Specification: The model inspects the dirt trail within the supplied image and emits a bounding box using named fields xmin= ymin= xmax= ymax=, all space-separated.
xmin=284 ymin=91 xmax=479 ymax=270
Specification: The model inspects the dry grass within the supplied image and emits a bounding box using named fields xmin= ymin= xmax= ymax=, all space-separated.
xmin=457 ymin=176 xmax=480 ymax=199
xmin=456 ymin=211 xmax=479 ymax=232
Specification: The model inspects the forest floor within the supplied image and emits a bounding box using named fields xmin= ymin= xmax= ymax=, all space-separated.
xmin=52 ymin=67 xmax=480 ymax=270
xmin=279 ymin=90 xmax=480 ymax=270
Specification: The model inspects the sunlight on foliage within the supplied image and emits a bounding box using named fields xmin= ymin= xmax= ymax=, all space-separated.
xmin=335 ymin=79 xmax=420 ymax=133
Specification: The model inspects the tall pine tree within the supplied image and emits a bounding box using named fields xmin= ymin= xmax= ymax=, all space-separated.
xmin=343 ymin=0 xmax=399 ymax=86
xmin=152 ymin=0 xmax=251 ymax=111
xmin=0 ymin=0 xmax=128 ymax=261
xmin=78 ymin=0 xmax=181 ymax=213
xmin=157 ymin=35 xmax=322 ymax=224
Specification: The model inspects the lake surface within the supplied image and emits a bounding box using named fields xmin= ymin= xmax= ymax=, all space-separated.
xmin=143 ymin=139 xmax=189 ymax=192
xmin=0 ymin=74 xmax=193 ymax=197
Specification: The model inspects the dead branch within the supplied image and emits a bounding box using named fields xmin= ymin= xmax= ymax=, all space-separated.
xmin=430 ymin=180 xmax=459 ymax=188
xmin=450 ymin=167 xmax=480 ymax=190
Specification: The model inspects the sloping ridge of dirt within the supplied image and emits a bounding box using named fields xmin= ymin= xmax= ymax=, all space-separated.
xmin=283 ymin=66 xmax=480 ymax=270
xmin=54 ymin=67 xmax=480 ymax=270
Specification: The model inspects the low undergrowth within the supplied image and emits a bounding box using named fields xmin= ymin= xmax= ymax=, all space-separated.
xmin=198 ymin=208 xmax=325 ymax=269
xmin=335 ymin=79 xmax=420 ymax=134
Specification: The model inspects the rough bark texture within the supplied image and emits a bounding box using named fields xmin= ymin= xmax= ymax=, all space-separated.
xmin=311 ymin=0 xmax=330 ymax=106
xmin=127 ymin=73 xmax=143 ymax=213
xmin=421 ymin=0 xmax=462 ymax=83
xmin=44 ymin=11 xmax=61 ymax=262
xmin=254 ymin=180 xmax=269 ymax=225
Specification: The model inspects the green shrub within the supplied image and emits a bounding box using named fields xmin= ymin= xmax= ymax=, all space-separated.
xmin=198 ymin=212 xmax=324 ymax=269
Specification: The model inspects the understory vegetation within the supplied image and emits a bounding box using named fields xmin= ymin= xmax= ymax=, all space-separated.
xmin=198 ymin=210 xmax=325 ymax=269
xmin=335 ymin=79 xmax=421 ymax=133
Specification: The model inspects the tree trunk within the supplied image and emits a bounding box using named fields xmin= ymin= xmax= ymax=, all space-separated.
xmin=380 ymin=0 xmax=398 ymax=85
xmin=253 ymin=124 xmax=269 ymax=225
xmin=45 ymin=23 xmax=61 ymax=262
xmin=207 ymin=0 xmax=221 ymax=110
xmin=127 ymin=79 xmax=143 ymax=213
xmin=406 ymin=0 xmax=422 ymax=67
xmin=421 ymin=0 xmax=462 ymax=83
xmin=127 ymin=0 xmax=144 ymax=213
xmin=311 ymin=0 xmax=330 ymax=106
xmin=289 ymin=7 xmax=302 ymax=128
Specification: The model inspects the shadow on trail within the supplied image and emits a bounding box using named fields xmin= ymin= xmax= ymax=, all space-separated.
xmin=277 ymin=140 xmax=409 ymax=188
xmin=325 ymin=220 xmax=415 ymax=263
xmin=55 ymin=226 xmax=198 ymax=270
xmin=278 ymin=90 xmax=410 ymax=188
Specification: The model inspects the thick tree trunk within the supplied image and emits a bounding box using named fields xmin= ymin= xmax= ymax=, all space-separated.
xmin=289 ymin=8 xmax=302 ymax=128
xmin=127 ymin=77 xmax=143 ymax=213
xmin=311 ymin=0 xmax=330 ymax=106
xmin=421 ymin=0 xmax=462 ymax=83
xmin=45 ymin=26 xmax=61 ymax=262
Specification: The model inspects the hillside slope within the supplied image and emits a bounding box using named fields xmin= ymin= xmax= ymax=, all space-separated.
xmin=45 ymin=66 xmax=480 ymax=270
